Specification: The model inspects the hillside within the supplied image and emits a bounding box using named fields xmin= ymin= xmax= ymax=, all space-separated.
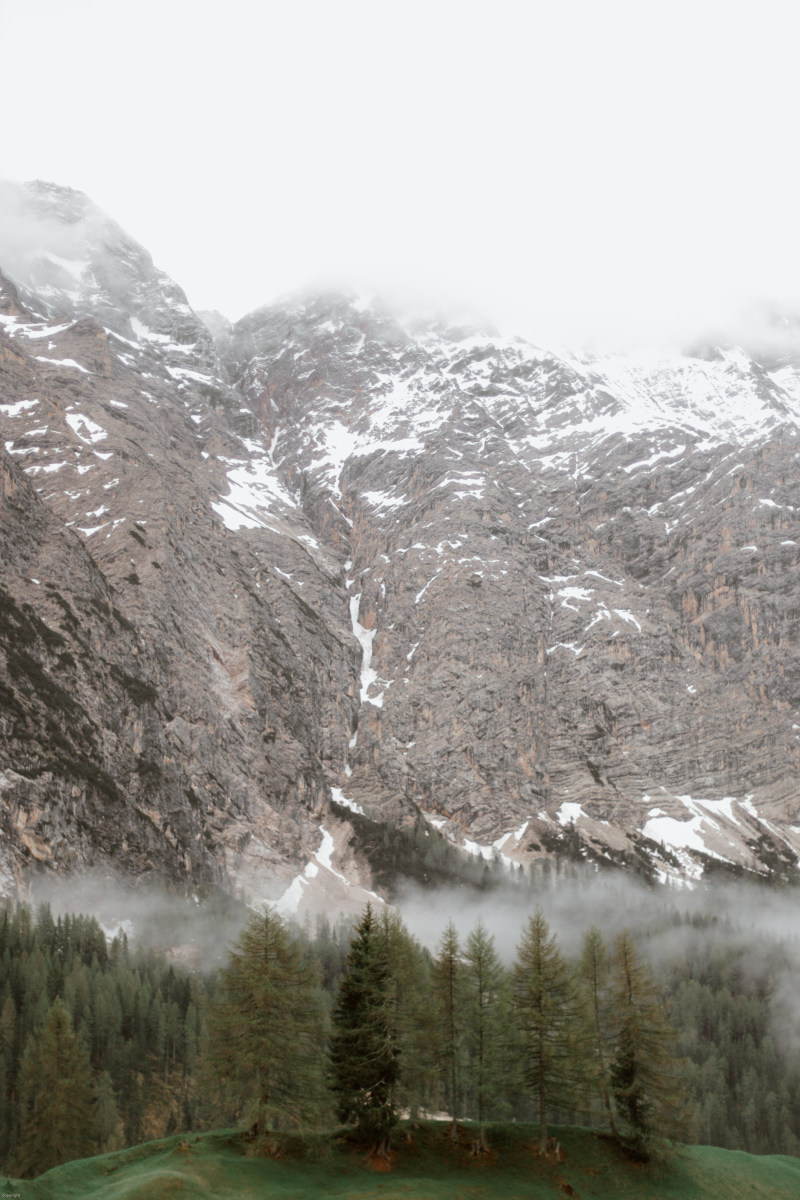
xmin=3 ymin=179 xmax=800 ymax=906
xmin=6 ymin=1124 xmax=800 ymax=1200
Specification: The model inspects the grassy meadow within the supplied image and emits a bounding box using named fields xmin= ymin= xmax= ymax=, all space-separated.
xmin=5 ymin=1122 xmax=800 ymax=1200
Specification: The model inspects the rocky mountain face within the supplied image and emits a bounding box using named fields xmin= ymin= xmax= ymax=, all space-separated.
xmin=2 ymin=180 xmax=800 ymax=908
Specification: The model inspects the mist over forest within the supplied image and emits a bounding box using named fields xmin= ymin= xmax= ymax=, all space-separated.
xmin=19 ymin=862 xmax=800 ymax=1058
xmin=24 ymin=859 xmax=800 ymax=994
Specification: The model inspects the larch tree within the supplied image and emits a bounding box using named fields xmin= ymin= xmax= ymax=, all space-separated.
xmin=203 ymin=905 xmax=327 ymax=1136
xmin=328 ymin=903 xmax=400 ymax=1154
xmin=433 ymin=919 xmax=464 ymax=1141
xmin=609 ymin=930 xmax=689 ymax=1159
xmin=578 ymin=924 xmax=617 ymax=1135
xmin=378 ymin=906 xmax=437 ymax=1119
xmin=513 ymin=908 xmax=587 ymax=1155
xmin=463 ymin=918 xmax=509 ymax=1150
xmin=16 ymin=997 xmax=94 ymax=1177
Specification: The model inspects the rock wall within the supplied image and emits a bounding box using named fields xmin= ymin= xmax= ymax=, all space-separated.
xmin=2 ymin=182 xmax=800 ymax=902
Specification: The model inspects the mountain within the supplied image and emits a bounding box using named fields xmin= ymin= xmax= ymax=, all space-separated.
xmin=2 ymin=180 xmax=800 ymax=908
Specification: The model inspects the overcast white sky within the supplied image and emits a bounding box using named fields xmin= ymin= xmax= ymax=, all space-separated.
xmin=2 ymin=0 xmax=799 ymax=345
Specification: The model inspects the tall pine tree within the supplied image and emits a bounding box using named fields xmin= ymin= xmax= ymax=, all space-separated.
xmin=328 ymin=904 xmax=400 ymax=1154
xmin=463 ymin=918 xmax=509 ymax=1151
xmin=377 ymin=906 xmax=437 ymax=1119
xmin=609 ymin=930 xmax=689 ymax=1159
xmin=16 ymin=998 xmax=94 ymax=1177
xmin=513 ymin=908 xmax=587 ymax=1154
xmin=578 ymin=924 xmax=616 ymax=1136
xmin=433 ymin=920 xmax=464 ymax=1141
xmin=203 ymin=906 xmax=327 ymax=1136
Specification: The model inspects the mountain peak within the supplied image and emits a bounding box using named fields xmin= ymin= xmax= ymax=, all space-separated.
xmin=20 ymin=178 xmax=95 ymax=220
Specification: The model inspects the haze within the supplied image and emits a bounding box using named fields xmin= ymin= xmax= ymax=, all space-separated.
xmin=2 ymin=0 xmax=798 ymax=347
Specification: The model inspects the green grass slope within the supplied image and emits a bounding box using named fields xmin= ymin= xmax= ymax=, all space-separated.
xmin=5 ymin=1123 xmax=800 ymax=1200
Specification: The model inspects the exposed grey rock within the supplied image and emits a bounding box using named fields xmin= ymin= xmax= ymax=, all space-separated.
xmin=2 ymin=182 xmax=800 ymax=907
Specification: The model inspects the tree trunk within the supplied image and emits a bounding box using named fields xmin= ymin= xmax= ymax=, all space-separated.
xmin=539 ymin=1038 xmax=548 ymax=1154
xmin=604 ymin=1087 xmax=618 ymax=1137
xmin=373 ymin=1134 xmax=391 ymax=1159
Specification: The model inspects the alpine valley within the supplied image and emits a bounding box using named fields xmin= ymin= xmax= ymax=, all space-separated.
xmin=3 ymin=180 xmax=800 ymax=911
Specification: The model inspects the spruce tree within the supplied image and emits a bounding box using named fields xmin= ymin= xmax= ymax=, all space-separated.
xmin=328 ymin=904 xmax=400 ymax=1153
xmin=609 ymin=930 xmax=688 ymax=1159
xmin=16 ymin=997 xmax=94 ymax=1177
xmin=513 ymin=908 xmax=587 ymax=1154
xmin=203 ymin=906 xmax=327 ymax=1135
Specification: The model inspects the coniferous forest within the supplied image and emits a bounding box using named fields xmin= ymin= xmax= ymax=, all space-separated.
xmin=1 ymin=891 xmax=800 ymax=1178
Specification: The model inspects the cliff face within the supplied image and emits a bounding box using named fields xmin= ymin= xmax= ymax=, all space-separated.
xmin=224 ymin=297 xmax=800 ymax=885
xmin=0 ymin=184 xmax=364 ymax=908
xmin=2 ymin=181 xmax=800 ymax=905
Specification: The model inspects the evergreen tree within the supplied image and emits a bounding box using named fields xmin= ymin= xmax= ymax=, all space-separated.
xmin=328 ymin=904 xmax=400 ymax=1153
xmin=433 ymin=920 xmax=464 ymax=1140
xmin=513 ymin=908 xmax=587 ymax=1154
xmin=463 ymin=918 xmax=510 ymax=1150
xmin=93 ymin=1070 xmax=125 ymax=1153
xmin=609 ymin=930 xmax=688 ymax=1159
xmin=377 ymin=907 xmax=437 ymax=1118
xmin=0 ymin=995 xmax=17 ymax=1166
xmin=16 ymin=997 xmax=94 ymax=1177
xmin=578 ymin=924 xmax=616 ymax=1135
xmin=203 ymin=906 xmax=327 ymax=1135
xmin=0 ymin=901 xmax=213 ymax=1173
